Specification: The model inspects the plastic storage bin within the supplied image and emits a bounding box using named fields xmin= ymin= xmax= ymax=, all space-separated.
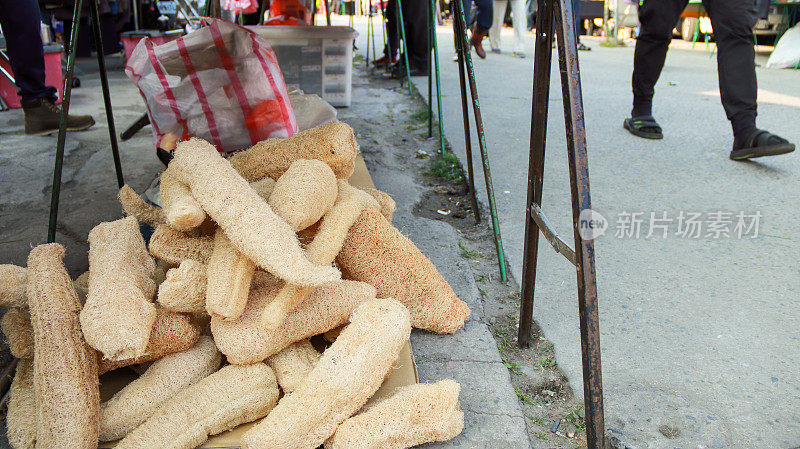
xmin=120 ymin=29 xmax=184 ymax=61
xmin=0 ymin=43 xmax=63 ymax=109
xmin=248 ymin=26 xmax=357 ymax=107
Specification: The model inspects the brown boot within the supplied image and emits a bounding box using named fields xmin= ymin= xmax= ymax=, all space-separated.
xmin=470 ymin=24 xmax=489 ymax=59
xmin=22 ymin=97 xmax=95 ymax=136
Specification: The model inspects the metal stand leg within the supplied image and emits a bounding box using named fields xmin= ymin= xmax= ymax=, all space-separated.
xmin=430 ymin=0 xmax=445 ymax=155
xmin=395 ymin=0 xmax=412 ymax=94
xmin=453 ymin=0 xmax=507 ymax=281
xmin=48 ymin=0 xmax=125 ymax=243
xmin=517 ymin=1 xmax=604 ymax=447
xmin=453 ymin=3 xmax=480 ymax=224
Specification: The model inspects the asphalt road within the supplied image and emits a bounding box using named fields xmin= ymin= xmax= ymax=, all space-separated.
xmin=342 ymin=15 xmax=800 ymax=448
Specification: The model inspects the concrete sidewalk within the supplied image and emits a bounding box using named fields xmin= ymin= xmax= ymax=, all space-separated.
xmin=344 ymin=15 xmax=800 ymax=449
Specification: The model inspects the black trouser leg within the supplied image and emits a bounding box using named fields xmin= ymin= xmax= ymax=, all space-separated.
xmin=403 ymin=0 xmax=429 ymax=71
xmin=0 ymin=0 xmax=57 ymax=102
xmin=631 ymin=0 xmax=687 ymax=117
xmin=385 ymin=0 xmax=400 ymax=57
xmin=704 ymin=0 xmax=758 ymax=139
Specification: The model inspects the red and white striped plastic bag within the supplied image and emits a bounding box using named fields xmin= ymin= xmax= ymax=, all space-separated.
xmin=125 ymin=18 xmax=297 ymax=153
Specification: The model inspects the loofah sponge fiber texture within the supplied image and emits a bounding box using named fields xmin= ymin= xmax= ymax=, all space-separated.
xmin=325 ymin=379 xmax=464 ymax=449
xmin=259 ymin=182 xmax=365 ymax=330
xmin=27 ymin=243 xmax=99 ymax=449
xmin=98 ymin=309 xmax=200 ymax=374
xmin=1 ymin=307 xmax=34 ymax=359
xmin=170 ymin=138 xmax=340 ymax=287
xmin=0 ymin=264 xmax=27 ymax=308
xmin=99 ymin=336 xmax=222 ymax=441
xmin=115 ymin=363 xmax=279 ymax=449
xmin=6 ymin=358 xmax=36 ymax=449
xmin=212 ymin=276 xmax=376 ymax=365
xmin=265 ymin=339 xmax=321 ymax=394
xmin=160 ymin=166 xmax=206 ymax=231
xmin=80 ymin=217 xmax=158 ymax=361
xmin=268 ymin=159 xmax=338 ymax=232
xmin=118 ymin=185 xmax=166 ymax=228
xmin=157 ymin=260 xmax=207 ymax=313
xmin=205 ymin=228 xmax=256 ymax=320
xmin=240 ymin=298 xmax=412 ymax=449
xmin=337 ymin=207 xmax=470 ymax=334
xmin=229 ymin=121 xmax=357 ymax=181
xmin=149 ymin=224 xmax=214 ymax=265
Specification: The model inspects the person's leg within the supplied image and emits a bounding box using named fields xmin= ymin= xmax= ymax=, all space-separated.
xmin=489 ymin=0 xmax=505 ymax=51
xmin=704 ymin=0 xmax=757 ymax=140
xmin=0 ymin=0 xmax=57 ymax=102
xmin=511 ymin=0 xmax=525 ymax=54
xmin=384 ymin=0 xmax=399 ymax=58
xmin=705 ymin=0 xmax=795 ymax=158
xmin=469 ymin=0 xmax=492 ymax=57
xmin=0 ymin=0 xmax=94 ymax=134
xmin=630 ymin=0 xmax=687 ymax=119
xmin=402 ymin=0 xmax=429 ymax=73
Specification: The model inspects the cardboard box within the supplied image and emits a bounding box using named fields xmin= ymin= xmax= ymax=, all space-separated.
xmin=99 ymin=154 xmax=418 ymax=448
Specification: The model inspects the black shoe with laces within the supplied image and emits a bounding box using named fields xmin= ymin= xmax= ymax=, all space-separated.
xmin=21 ymin=97 xmax=95 ymax=136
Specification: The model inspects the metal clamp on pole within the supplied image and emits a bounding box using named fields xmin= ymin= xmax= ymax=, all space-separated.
xmin=517 ymin=0 xmax=605 ymax=447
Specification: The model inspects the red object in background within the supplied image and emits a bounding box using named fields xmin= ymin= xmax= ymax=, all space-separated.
xmin=223 ymin=0 xmax=260 ymax=14
xmin=265 ymin=0 xmax=310 ymax=25
xmin=0 ymin=43 xmax=63 ymax=109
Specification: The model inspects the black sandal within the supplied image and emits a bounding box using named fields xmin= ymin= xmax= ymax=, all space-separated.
xmin=730 ymin=129 xmax=795 ymax=160
xmin=624 ymin=116 xmax=663 ymax=139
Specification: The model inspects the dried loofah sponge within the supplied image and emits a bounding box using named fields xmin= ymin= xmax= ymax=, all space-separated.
xmin=149 ymin=224 xmax=214 ymax=265
xmin=337 ymin=207 xmax=470 ymax=334
xmin=115 ymin=363 xmax=280 ymax=449
xmin=229 ymin=121 xmax=357 ymax=181
xmin=260 ymin=182 xmax=366 ymax=330
xmin=325 ymin=379 xmax=464 ymax=449
xmin=119 ymin=185 xmax=166 ymax=228
xmin=98 ymin=309 xmax=200 ymax=374
xmin=80 ymin=217 xmax=158 ymax=361
xmin=99 ymin=336 xmax=222 ymax=442
xmin=170 ymin=138 xmax=340 ymax=287
xmin=266 ymin=339 xmax=321 ymax=394
xmin=73 ymin=271 xmax=90 ymax=305
xmin=26 ymin=243 xmax=99 ymax=449
xmin=212 ymin=276 xmax=376 ymax=365
xmin=361 ymin=187 xmax=396 ymax=222
xmin=7 ymin=358 xmax=36 ymax=449
xmin=1 ymin=307 xmax=34 ymax=359
xmin=157 ymin=260 xmax=207 ymax=313
xmin=205 ymin=228 xmax=256 ymax=320
xmin=0 ymin=264 xmax=27 ymax=308
xmin=268 ymin=159 xmax=338 ymax=232
xmin=250 ymin=177 xmax=277 ymax=201
xmin=160 ymin=166 xmax=206 ymax=231
xmin=240 ymin=298 xmax=412 ymax=449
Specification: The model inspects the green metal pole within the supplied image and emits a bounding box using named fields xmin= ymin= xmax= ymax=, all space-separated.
xmin=395 ymin=0 xmax=412 ymax=95
xmin=453 ymin=0 xmax=507 ymax=281
xmin=89 ymin=0 xmax=124 ymax=189
xmin=48 ymin=0 xmax=85 ymax=243
xmin=430 ymin=0 xmax=445 ymax=155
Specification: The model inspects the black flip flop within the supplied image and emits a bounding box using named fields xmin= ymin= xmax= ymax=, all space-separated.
xmin=623 ymin=116 xmax=663 ymax=140
xmin=730 ymin=129 xmax=796 ymax=161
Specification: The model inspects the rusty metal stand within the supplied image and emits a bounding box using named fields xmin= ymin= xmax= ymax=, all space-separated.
xmin=48 ymin=0 xmax=124 ymax=243
xmin=452 ymin=0 xmax=506 ymax=281
xmin=517 ymin=0 xmax=604 ymax=448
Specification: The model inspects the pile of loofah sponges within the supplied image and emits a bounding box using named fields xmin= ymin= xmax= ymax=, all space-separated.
xmin=1 ymin=121 xmax=468 ymax=449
